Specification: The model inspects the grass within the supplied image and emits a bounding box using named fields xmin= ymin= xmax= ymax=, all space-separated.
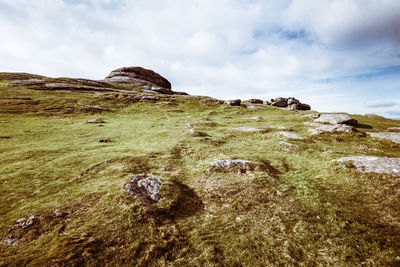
xmin=1 ymin=75 xmax=400 ymax=265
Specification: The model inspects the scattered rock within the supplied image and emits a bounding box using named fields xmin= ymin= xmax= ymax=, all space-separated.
xmin=233 ymin=127 xmax=264 ymax=132
xmin=388 ymin=127 xmax=400 ymax=131
xmin=7 ymin=79 xmax=44 ymax=86
xmin=303 ymin=113 xmax=320 ymax=119
xmin=142 ymin=95 xmax=160 ymax=103
xmin=337 ymin=156 xmax=400 ymax=177
xmin=209 ymin=159 xmax=258 ymax=173
xmin=79 ymin=104 xmax=108 ymax=111
xmin=243 ymin=116 xmax=262 ymax=121
xmin=0 ymin=136 xmax=12 ymax=139
xmin=99 ymin=138 xmax=112 ymax=143
xmin=279 ymin=131 xmax=304 ymax=139
xmin=269 ymin=126 xmax=288 ymax=130
xmin=2 ymin=237 xmax=16 ymax=245
xmin=279 ymin=141 xmax=293 ymax=147
xmin=86 ymin=118 xmax=105 ymax=124
xmin=225 ymin=99 xmax=241 ymax=106
xmin=16 ymin=215 xmax=41 ymax=229
xmin=365 ymin=113 xmax=384 ymax=118
xmin=125 ymin=175 xmax=162 ymax=205
xmin=186 ymin=123 xmax=193 ymax=128
xmin=310 ymin=124 xmax=357 ymax=134
xmin=315 ymin=114 xmax=358 ymax=126
xmin=304 ymin=122 xmax=324 ymax=127
xmin=246 ymin=99 xmax=263 ymax=104
xmin=367 ymin=132 xmax=400 ymax=144
xmin=268 ymin=97 xmax=311 ymax=110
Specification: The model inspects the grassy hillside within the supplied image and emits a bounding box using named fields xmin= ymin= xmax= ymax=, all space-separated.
xmin=1 ymin=74 xmax=400 ymax=266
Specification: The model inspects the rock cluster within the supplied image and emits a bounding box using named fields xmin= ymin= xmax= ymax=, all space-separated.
xmin=267 ymin=97 xmax=311 ymax=110
xmin=125 ymin=175 xmax=162 ymax=205
xmin=16 ymin=215 xmax=41 ymax=229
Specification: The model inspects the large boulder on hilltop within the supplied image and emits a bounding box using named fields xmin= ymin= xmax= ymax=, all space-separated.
xmin=105 ymin=66 xmax=171 ymax=89
xmin=268 ymin=97 xmax=311 ymax=110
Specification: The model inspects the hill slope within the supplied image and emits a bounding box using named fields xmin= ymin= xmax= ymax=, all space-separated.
xmin=1 ymin=71 xmax=400 ymax=266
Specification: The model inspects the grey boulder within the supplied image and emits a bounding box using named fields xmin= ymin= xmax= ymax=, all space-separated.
xmin=367 ymin=132 xmax=400 ymax=144
xmin=337 ymin=156 xmax=400 ymax=177
xmin=315 ymin=114 xmax=358 ymax=126
xmin=125 ymin=175 xmax=162 ymax=205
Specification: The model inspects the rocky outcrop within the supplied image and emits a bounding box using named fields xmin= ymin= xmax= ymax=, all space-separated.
xmin=308 ymin=124 xmax=357 ymax=134
xmin=125 ymin=175 xmax=162 ymax=205
xmin=246 ymin=99 xmax=263 ymax=104
xmin=315 ymin=114 xmax=358 ymax=126
xmin=105 ymin=66 xmax=171 ymax=89
xmin=225 ymin=99 xmax=241 ymax=106
xmin=337 ymin=156 xmax=400 ymax=177
xmin=267 ymin=97 xmax=311 ymax=110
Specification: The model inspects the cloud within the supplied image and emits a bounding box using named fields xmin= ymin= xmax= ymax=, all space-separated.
xmin=0 ymin=0 xmax=399 ymax=118
xmin=365 ymin=101 xmax=398 ymax=108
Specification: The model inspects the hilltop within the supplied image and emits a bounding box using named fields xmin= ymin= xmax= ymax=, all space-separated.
xmin=1 ymin=67 xmax=400 ymax=266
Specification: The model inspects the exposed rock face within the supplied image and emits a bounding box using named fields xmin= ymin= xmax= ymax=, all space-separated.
xmin=246 ymin=99 xmax=263 ymax=104
xmin=279 ymin=131 xmax=304 ymax=139
xmin=225 ymin=99 xmax=241 ymax=106
xmin=105 ymin=66 xmax=171 ymax=89
xmin=315 ymin=114 xmax=358 ymax=126
xmin=267 ymin=97 xmax=311 ymax=110
xmin=308 ymin=124 xmax=357 ymax=134
xmin=337 ymin=156 xmax=400 ymax=177
xmin=367 ymin=132 xmax=400 ymax=144
xmin=125 ymin=175 xmax=162 ymax=205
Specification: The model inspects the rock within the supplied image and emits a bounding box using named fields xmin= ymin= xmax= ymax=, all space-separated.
xmin=243 ymin=116 xmax=262 ymax=121
xmin=233 ymin=127 xmax=264 ymax=132
xmin=7 ymin=79 xmax=44 ymax=86
xmin=54 ymin=209 xmax=65 ymax=217
xmin=337 ymin=156 xmax=400 ymax=177
xmin=2 ymin=237 xmax=16 ymax=245
xmin=304 ymin=122 xmax=324 ymax=127
xmin=105 ymin=66 xmax=171 ymax=89
xmin=86 ymin=118 xmax=105 ymax=124
xmin=279 ymin=141 xmax=293 ymax=146
xmin=225 ymin=99 xmax=241 ymax=106
xmin=188 ymin=129 xmax=195 ymax=134
xmin=270 ymin=97 xmax=288 ymax=107
xmin=269 ymin=97 xmax=311 ymax=110
xmin=303 ymin=113 xmax=320 ymax=119
xmin=16 ymin=215 xmax=41 ymax=229
xmin=99 ymin=138 xmax=112 ymax=143
xmin=125 ymin=175 xmax=162 ymax=205
xmin=187 ymin=129 xmax=209 ymax=137
xmin=367 ymin=132 xmax=400 ymax=144
xmin=279 ymin=131 xmax=304 ymax=139
xmin=80 ymin=104 xmax=108 ymax=111
xmin=186 ymin=123 xmax=193 ymax=128
xmin=141 ymin=95 xmax=160 ymax=103
xmin=365 ymin=113 xmax=384 ymax=118
xmin=0 ymin=136 xmax=12 ymax=139
xmin=246 ymin=105 xmax=263 ymax=110
xmin=388 ymin=127 xmax=400 ymax=131
xmin=269 ymin=126 xmax=287 ymax=130
xmin=246 ymin=99 xmax=263 ymax=104
xmin=209 ymin=160 xmax=258 ymax=172
xmin=315 ymin=114 xmax=358 ymax=126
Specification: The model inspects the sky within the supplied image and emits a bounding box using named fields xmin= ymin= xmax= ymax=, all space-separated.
xmin=0 ymin=0 xmax=400 ymax=119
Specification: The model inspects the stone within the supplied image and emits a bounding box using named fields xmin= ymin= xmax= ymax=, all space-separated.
xmin=315 ymin=114 xmax=358 ymax=126
xmin=7 ymin=79 xmax=44 ymax=86
xmin=233 ymin=127 xmax=264 ymax=132
xmin=279 ymin=131 xmax=304 ymax=139
xmin=337 ymin=156 xmax=400 ymax=177
xmin=388 ymin=127 xmax=400 ymax=131
xmin=225 ymin=99 xmax=241 ymax=106
xmin=303 ymin=113 xmax=321 ymax=119
xmin=105 ymin=66 xmax=171 ymax=89
xmin=269 ymin=97 xmax=311 ymax=110
xmin=54 ymin=209 xmax=64 ymax=217
xmin=279 ymin=141 xmax=293 ymax=146
xmin=209 ymin=160 xmax=257 ymax=171
xmin=86 ymin=118 xmax=105 ymax=124
xmin=186 ymin=123 xmax=193 ymax=128
xmin=141 ymin=95 xmax=160 ymax=103
xmin=367 ymin=132 xmax=400 ymax=144
xmin=16 ymin=215 xmax=41 ymax=229
xmin=313 ymin=124 xmax=357 ymax=134
xmin=99 ymin=138 xmax=112 ymax=143
xmin=2 ymin=237 xmax=16 ymax=245
xmin=125 ymin=175 xmax=162 ymax=204
xmin=270 ymin=97 xmax=288 ymax=107
xmin=243 ymin=116 xmax=262 ymax=121
xmin=246 ymin=105 xmax=263 ymax=109
xmin=269 ymin=126 xmax=287 ymax=130
xmin=246 ymin=99 xmax=263 ymax=104
xmin=304 ymin=122 xmax=324 ymax=127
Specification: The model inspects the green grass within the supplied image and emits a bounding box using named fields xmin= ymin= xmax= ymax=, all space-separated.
xmin=1 ymin=79 xmax=400 ymax=266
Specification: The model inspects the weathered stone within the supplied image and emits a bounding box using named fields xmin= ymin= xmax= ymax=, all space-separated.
xmin=142 ymin=95 xmax=160 ymax=103
xmin=279 ymin=131 xmax=304 ymax=139
xmin=243 ymin=116 xmax=262 ymax=121
xmin=125 ymin=175 xmax=162 ymax=205
xmin=186 ymin=123 xmax=193 ymax=128
xmin=303 ymin=113 xmax=321 ymax=119
xmin=2 ymin=237 xmax=16 ymax=245
xmin=86 ymin=118 xmax=105 ymax=124
xmin=54 ymin=209 xmax=65 ymax=217
xmin=315 ymin=114 xmax=358 ymax=126
xmin=246 ymin=105 xmax=263 ymax=109
xmin=209 ymin=160 xmax=257 ymax=171
xmin=337 ymin=156 xmax=400 ymax=177
xmin=367 ymin=132 xmax=400 ymax=144
xmin=269 ymin=97 xmax=311 ymax=110
xmin=7 ymin=79 xmax=44 ymax=86
xmin=233 ymin=127 xmax=264 ymax=132
xmin=16 ymin=215 xmax=41 ymax=229
xmin=304 ymin=122 xmax=324 ymax=127
xmin=388 ymin=127 xmax=400 ymax=131
xmin=279 ymin=141 xmax=293 ymax=146
xmin=270 ymin=97 xmax=288 ymax=107
xmin=269 ymin=126 xmax=287 ymax=130
xmin=225 ymin=99 xmax=241 ymax=106
xmin=246 ymin=99 xmax=263 ymax=104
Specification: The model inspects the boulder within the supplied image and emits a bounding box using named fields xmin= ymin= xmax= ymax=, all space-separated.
xmin=315 ymin=114 xmax=358 ymax=126
xmin=269 ymin=97 xmax=311 ymax=110
xmin=367 ymin=132 xmax=400 ymax=144
xmin=209 ymin=160 xmax=259 ymax=173
xmin=125 ymin=175 xmax=162 ymax=205
xmin=233 ymin=127 xmax=264 ymax=132
xmin=337 ymin=156 xmax=400 ymax=177
xmin=308 ymin=124 xmax=357 ymax=134
xmin=303 ymin=113 xmax=321 ymax=119
xmin=246 ymin=99 xmax=263 ymax=104
xmin=270 ymin=97 xmax=288 ymax=107
xmin=16 ymin=215 xmax=41 ymax=229
xmin=279 ymin=131 xmax=304 ymax=139
xmin=225 ymin=99 xmax=241 ymax=106
xmin=105 ymin=66 xmax=171 ymax=89
xmin=86 ymin=118 xmax=105 ymax=124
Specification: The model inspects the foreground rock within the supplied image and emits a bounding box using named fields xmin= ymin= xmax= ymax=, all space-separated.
xmin=86 ymin=118 xmax=105 ymax=124
xmin=267 ymin=97 xmax=311 ymax=110
xmin=337 ymin=156 xmax=400 ymax=177
xmin=125 ymin=175 xmax=162 ymax=205
xmin=16 ymin=215 xmax=41 ymax=229
xmin=233 ymin=127 xmax=264 ymax=132
xmin=367 ymin=132 xmax=400 ymax=144
xmin=315 ymin=114 xmax=358 ymax=126
xmin=307 ymin=124 xmax=358 ymax=134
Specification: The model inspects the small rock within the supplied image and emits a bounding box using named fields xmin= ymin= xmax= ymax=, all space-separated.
xmin=246 ymin=99 xmax=263 ymax=104
xmin=279 ymin=141 xmax=293 ymax=146
xmin=125 ymin=175 xmax=162 ymax=204
xmin=99 ymin=138 xmax=112 ymax=143
xmin=246 ymin=105 xmax=263 ymax=110
xmin=315 ymin=114 xmax=358 ymax=126
xmin=303 ymin=113 xmax=320 ymax=119
xmin=233 ymin=127 xmax=264 ymax=132
xmin=16 ymin=215 xmax=41 ymax=229
xmin=367 ymin=132 xmax=400 ymax=144
xmin=0 ymin=136 xmax=12 ymax=139
xmin=388 ymin=127 xmax=400 ymax=131
xmin=54 ymin=209 xmax=64 ymax=217
xmin=142 ymin=95 xmax=160 ymax=103
xmin=310 ymin=124 xmax=357 ymax=134
xmin=304 ymin=122 xmax=324 ymax=127
xmin=210 ymin=159 xmax=256 ymax=170
xmin=186 ymin=123 xmax=193 ymax=128
xmin=188 ymin=129 xmax=195 ymax=134
xmin=337 ymin=156 xmax=400 ymax=177
xmin=86 ymin=118 xmax=105 ymax=124
xmin=2 ymin=237 xmax=16 ymax=245
xmin=279 ymin=131 xmax=304 ymax=139
xmin=225 ymin=99 xmax=241 ymax=106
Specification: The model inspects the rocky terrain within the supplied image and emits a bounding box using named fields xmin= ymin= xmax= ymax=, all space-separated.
xmin=1 ymin=67 xmax=400 ymax=266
